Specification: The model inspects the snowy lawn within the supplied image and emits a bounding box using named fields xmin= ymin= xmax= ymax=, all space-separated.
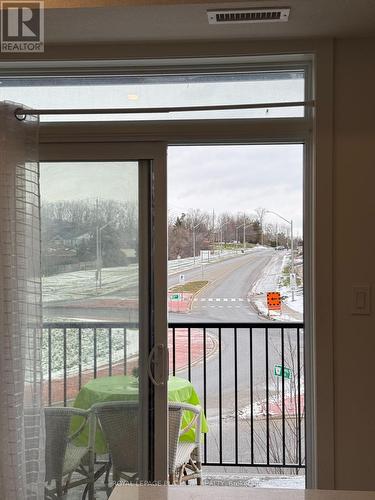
xmin=42 ymin=326 xmax=138 ymax=379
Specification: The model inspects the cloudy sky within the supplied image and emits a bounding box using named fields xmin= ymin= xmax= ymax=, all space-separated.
xmin=168 ymin=144 xmax=303 ymax=235
xmin=40 ymin=145 xmax=303 ymax=236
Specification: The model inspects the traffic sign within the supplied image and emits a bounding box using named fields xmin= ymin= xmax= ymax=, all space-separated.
xmin=170 ymin=293 xmax=182 ymax=302
xmin=267 ymin=292 xmax=281 ymax=311
xmin=274 ymin=364 xmax=292 ymax=379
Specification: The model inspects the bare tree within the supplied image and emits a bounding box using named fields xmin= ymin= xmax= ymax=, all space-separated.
xmin=254 ymin=207 xmax=267 ymax=245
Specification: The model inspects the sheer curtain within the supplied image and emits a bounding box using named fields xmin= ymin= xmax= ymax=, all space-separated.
xmin=0 ymin=102 xmax=44 ymax=499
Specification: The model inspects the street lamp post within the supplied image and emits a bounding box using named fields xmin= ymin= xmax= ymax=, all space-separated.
xmin=243 ymin=212 xmax=246 ymax=251
xmin=235 ymin=223 xmax=243 ymax=252
xmin=192 ymin=221 xmax=203 ymax=265
xmin=96 ymin=220 xmax=114 ymax=290
xmin=266 ymin=210 xmax=295 ymax=301
xmin=218 ymin=221 xmax=230 ymax=255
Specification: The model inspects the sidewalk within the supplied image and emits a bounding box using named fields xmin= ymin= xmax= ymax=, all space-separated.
xmin=249 ymin=250 xmax=303 ymax=321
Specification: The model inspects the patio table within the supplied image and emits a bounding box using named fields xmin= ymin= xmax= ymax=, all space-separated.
xmin=72 ymin=375 xmax=208 ymax=454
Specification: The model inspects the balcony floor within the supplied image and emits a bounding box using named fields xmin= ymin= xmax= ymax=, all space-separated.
xmin=65 ymin=469 xmax=305 ymax=499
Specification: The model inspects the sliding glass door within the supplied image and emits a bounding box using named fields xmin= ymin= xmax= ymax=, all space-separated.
xmin=39 ymin=141 xmax=168 ymax=483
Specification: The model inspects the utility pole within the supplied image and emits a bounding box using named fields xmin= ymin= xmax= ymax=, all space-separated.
xmin=290 ymin=220 xmax=294 ymax=274
xmin=193 ymin=225 xmax=196 ymax=264
xmin=218 ymin=221 xmax=229 ymax=256
xmin=96 ymin=198 xmax=100 ymax=293
xmin=265 ymin=210 xmax=296 ymax=301
xmin=192 ymin=220 xmax=203 ymax=264
xmin=275 ymin=223 xmax=278 ymax=248
xmin=243 ymin=212 xmax=246 ymax=251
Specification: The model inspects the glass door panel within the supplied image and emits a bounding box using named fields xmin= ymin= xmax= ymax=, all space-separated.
xmin=39 ymin=143 xmax=168 ymax=492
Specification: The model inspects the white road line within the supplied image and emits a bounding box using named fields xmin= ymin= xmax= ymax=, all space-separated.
xmin=198 ymin=296 xmax=252 ymax=302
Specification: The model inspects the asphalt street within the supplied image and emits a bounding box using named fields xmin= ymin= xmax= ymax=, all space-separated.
xmin=169 ymin=248 xmax=275 ymax=322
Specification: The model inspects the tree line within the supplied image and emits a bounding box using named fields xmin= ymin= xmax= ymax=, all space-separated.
xmin=168 ymin=208 xmax=300 ymax=260
xmin=41 ymin=199 xmax=301 ymax=274
xmin=41 ymin=199 xmax=138 ymax=274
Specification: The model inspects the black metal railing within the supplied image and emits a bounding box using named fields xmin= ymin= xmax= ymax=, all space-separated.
xmin=43 ymin=321 xmax=305 ymax=470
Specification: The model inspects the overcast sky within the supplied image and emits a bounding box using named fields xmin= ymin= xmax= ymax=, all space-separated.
xmin=168 ymin=144 xmax=303 ymax=235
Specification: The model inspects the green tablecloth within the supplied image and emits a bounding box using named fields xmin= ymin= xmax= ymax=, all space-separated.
xmin=72 ymin=375 xmax=208 ymax=454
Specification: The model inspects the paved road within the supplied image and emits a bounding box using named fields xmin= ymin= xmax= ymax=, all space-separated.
xmin=169 ymin=248 xmax=275 ymax=322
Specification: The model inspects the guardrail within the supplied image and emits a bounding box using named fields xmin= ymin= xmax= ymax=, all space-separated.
xmin=43 ymin=321 xmax=305 ymax=470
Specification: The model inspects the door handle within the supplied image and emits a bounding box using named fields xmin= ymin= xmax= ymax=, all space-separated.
xmin=147 ymin=343 xmax=169 ymax=386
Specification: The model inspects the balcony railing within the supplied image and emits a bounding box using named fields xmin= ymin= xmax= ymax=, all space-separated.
xmin=43 ymin=321 xmax=305 ymax=471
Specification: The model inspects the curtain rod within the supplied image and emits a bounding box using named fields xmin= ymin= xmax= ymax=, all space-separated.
xmin=14 ymin=100 xmax=314 ymax=120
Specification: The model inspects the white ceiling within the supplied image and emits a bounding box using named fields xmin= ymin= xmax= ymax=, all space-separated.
xmin=45 ymin=0 xmax=375 ymax=43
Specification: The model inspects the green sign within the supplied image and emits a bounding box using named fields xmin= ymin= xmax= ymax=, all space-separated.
xmin=274 ymin=364 xmax=292 ymax=379
xmin=170 ymin=293 xmax=182 ymax=302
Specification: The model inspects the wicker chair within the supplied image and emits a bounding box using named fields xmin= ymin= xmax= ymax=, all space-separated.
xmin=44 ymin=407 xmax=96 ymax=500
xmin=168 ymin=402 xmax=202 ymax=485
xmin=92 ymin=401 xmax=139 ymax=484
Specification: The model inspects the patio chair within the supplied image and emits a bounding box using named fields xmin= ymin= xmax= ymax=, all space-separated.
xmin=92 ymin=401 xmax=139 ymax=484
xmin=168 ymin=402 xmax=202 ymax=485
xmin=44 ymin=407 xmax=96 ymax=500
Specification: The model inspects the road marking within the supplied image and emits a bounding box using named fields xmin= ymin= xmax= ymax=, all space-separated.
xmin=196 ymin=296 xmax=252 ymax=303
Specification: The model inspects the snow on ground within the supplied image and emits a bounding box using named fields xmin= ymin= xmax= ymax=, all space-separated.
xmin=250 ymin=250 xmax=303 ymax=321
xmin=42 ymin=326 xmax=139 ymax=379
xmin=279 ymin=254 xmax=304 ymax=314
xmin=203 ymin=472 xmax=305 ymax=489
xmin=42 ymin=265 xmax=138 ymax=303
xmin=255 ymin=475 xmax=305 ymax=489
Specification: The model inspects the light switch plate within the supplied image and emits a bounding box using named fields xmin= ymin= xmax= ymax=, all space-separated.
xmin=352 ymin=285 xmax=371 ymax=315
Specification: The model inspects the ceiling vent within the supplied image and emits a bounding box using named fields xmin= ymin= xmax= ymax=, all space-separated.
xmin=207 ymin=7 xmax=290 ymax=24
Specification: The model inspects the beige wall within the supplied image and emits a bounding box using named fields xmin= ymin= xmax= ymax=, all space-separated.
xmin=333 ymin=37 xmax=375 ymax=491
